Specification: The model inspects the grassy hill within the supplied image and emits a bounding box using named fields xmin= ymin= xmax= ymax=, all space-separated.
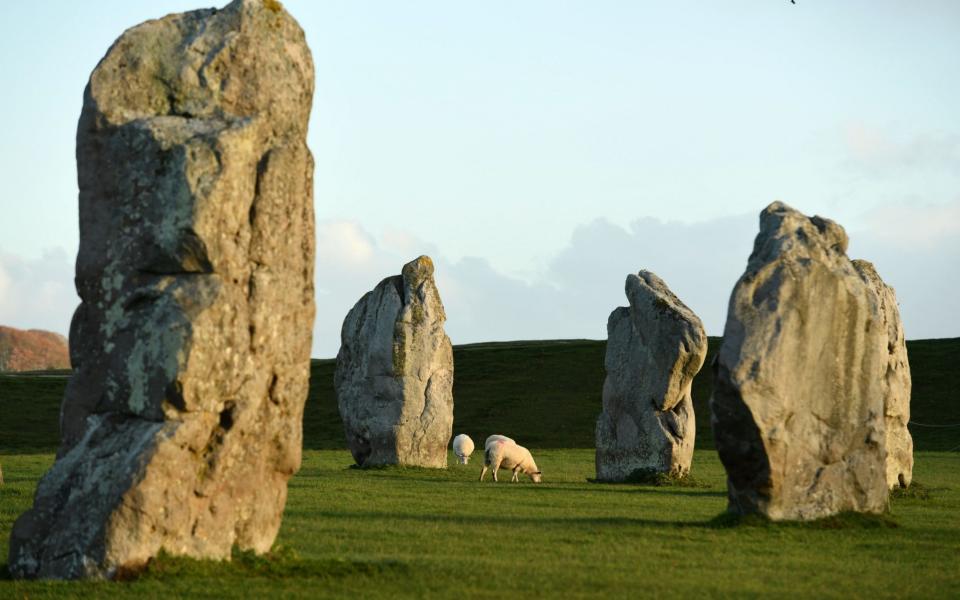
xmin=0 ymin=326 xmax=69 ymax=373
xmin=4 ymin=337 xmax=958 ymax=453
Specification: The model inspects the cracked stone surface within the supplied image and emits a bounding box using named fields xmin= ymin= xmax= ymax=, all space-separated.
xmin=710 ymin=202 xmax=890 ymax=520
xmin=8 ymin=0 xmax=315 ymax=579
xmin=595 ymin=270 xmax=706 ymax=481
xmin=335 ymin=256 xmax=454 ymax=468
xmin=853 ymin=260 xmax=913 ymax=489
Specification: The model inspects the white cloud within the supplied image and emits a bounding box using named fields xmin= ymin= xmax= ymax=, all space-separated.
xmin=0 ymin=248 xmax=75 ymax=335
xmin=854 ymin=199 xmax=960 ymax=249
xmin=3 ymin=206 xmax=958 ymax=359
xmin=842 ymin=123 xmax=960 ymax=176
xmin=545 ymin=214 xmax=758 ymax=337
xmin=316 ymin=220 xmax=378 ymax=268
xmin=310 ymin=214 xmax=760 ymax=356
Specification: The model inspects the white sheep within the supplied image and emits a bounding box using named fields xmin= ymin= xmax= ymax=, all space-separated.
xmin=452 ymin=434 xmax=475 ymax=464
xmin=479 ymin=435 xmax=542 ymax=483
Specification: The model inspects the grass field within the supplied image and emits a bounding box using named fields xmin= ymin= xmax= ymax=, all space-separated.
xmin=1 ymin=338 xmax=959 ymax=597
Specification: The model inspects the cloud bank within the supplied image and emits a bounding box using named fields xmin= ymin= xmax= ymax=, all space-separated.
xmin=314 ymin=202 xmax=960 ymax=357
xmin=2 ymin=202 xmax=957 ymax=358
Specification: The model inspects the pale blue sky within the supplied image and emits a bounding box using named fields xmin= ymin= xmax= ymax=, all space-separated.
xmin=1 ymin=1 xmax=958 ymax=356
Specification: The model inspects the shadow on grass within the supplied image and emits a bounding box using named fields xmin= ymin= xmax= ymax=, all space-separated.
xmin=587 ymin=470 xmax=712 ymax=489
xmin=343 ymin=473 xmax=727 ymax=497
xmin=292 ymin=507 xmax=901 ymax=532
xmin=889 ymin=481 xmax=944 ymax=501
xmin=709 ymin=511 xmax=899 ymax=530
xmin=0 ymin=548 xmax=408 ymax=583
xmin=121 ymin=547 xmax=408 ymax=582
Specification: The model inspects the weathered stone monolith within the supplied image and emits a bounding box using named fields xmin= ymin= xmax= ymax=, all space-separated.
xmin=9 ymin=0 xmax=314 ymax=579
xmin=335 ymin=256 xmax=454 ymax=468
xmin=853 ymin=260 xmax=913 ymax=489
xmin=711 ymin=202 xmax=889 ymax=520
xmin=595 ymin=271 xmax=707 ymax=481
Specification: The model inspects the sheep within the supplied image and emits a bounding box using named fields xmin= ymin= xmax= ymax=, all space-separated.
xmin=452 ymin=434 xmax=475 ymax=464
xmin=479 ymin=435 xmax=542 ymax=483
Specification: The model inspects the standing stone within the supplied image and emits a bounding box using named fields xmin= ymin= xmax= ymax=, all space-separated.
xmin=711 ymin=202 xmax=889 ymax=521
xmin=596 ymin=271 xmax=707 ymax=481
xmin=335 ymin=256 xmax=454 ymax=468
xmin=853 ymin=260 xmax=913 ymax=489
xmin=9 ymin=0 xmax=314 ymax=579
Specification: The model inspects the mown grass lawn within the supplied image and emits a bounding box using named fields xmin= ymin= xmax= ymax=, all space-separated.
xmin=2 ymin=449 xmax=958 ymax=598
xmin=1 ymin=337 xmax=958 ymax=597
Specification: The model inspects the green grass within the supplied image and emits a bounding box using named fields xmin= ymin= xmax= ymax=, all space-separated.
xmin=2 ymin=450 xmax=958 ymax=598
xmin=1 ymin=337 xmax=958 ymax=596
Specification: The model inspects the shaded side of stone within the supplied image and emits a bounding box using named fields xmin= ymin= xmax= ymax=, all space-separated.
xmin=853 ymin=259 xmax=913 ymax=489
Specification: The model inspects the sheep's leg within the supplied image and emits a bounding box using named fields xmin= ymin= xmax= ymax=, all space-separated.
xmin=511 ymin=468 xmax=520 ymax=483
xmin=492 ymin=459 xmax=503 ymax=482
xmin=479 ymin=465 xmax=488 ymax=482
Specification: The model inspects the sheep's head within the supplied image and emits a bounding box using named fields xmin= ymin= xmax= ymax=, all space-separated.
xmin=530 ymin=471 xmax=542 ymax=483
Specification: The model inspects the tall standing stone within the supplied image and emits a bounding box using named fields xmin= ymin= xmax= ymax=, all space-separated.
xmin=711 ymin=202 xmax=889 ymax=520
xmin=853 ymin=260 xmax=913 ymax=489
xmin=596 ymin=271 xmax=707 ymax=481
xmin=335 ymin=256 xmax=454 ymax=468
xmin=9 ymin=0 xmax=315 ymax=579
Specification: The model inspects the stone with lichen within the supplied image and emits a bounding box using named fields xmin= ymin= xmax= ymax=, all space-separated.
xmin=710 ymin=202 xmax=891 ymax=521
xmin=335 ymin=256 xmax=454 ymax=468
xmin=595 ymin=270 xmax=706 ymax=481
xmin=8 ymin=0 xmax=314 ymax=579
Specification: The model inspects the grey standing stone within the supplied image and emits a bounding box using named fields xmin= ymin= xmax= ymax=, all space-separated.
xmin=595 ymin=271 xmax=707 ymax=481
xmin=853 ymin=260 xmax=913 ymax=489
xmin=711 ymin=202 xmax=889 ymax=520
xmin=335 ymin=256 xmax=454 ymax=468
xmin=8 ymin=0 xmax=315 ymax=579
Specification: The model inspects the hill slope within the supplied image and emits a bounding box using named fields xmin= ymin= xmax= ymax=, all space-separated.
xmin=306 ymin=337 xmax=958 ymax=451
xmin=0 ymin=326 xmax=69 ymax=373
xmin=2 ymin=338 xmax=957 ymax=453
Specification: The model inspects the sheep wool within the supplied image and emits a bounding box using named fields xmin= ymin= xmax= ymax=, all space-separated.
xmin=453 ymin=434 xmax=475 ymax=464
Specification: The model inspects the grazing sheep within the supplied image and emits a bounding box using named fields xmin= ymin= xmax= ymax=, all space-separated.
xmin=479 ymin=435 xmax=542 ymax=483
xmin=453 ymin=434 xmax=475 ymax=464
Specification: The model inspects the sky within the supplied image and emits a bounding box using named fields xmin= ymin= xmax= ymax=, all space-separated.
xmin=0 ymin=1 xmax=958 ymax=357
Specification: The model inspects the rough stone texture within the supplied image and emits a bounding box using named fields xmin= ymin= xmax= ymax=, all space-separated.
xmin=711 ymin=202 xmax=890 ymax=521
xmin=0 ymin=327 xmax=70 ymax=372
xmin=853 ymin=260 xmax=913 ymax=489
xmin=8 ymin=0 xmax=314 ymax=579
xmin=595 ymin=271 xmax=707 ymax=481
xmin=335 ymin=256 xmax=454 ymax=468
